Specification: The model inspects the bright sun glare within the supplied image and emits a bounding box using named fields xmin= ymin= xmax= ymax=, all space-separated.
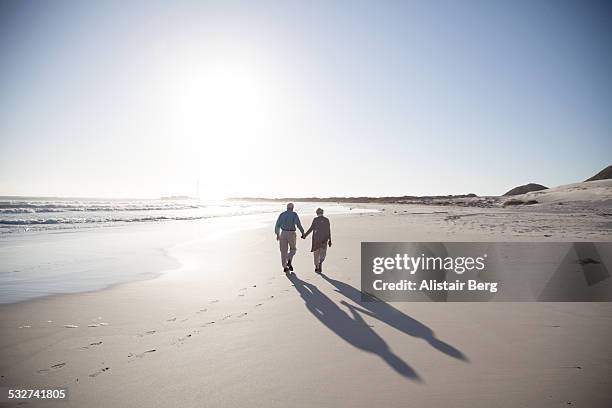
xmin=165 ymin=57 xmax=275 ymax=138
xmin=147 ymin=50 xmax=295 ymax=198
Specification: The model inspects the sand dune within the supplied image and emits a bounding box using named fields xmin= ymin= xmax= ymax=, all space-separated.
xmin=509 ymin=179 xmax=612 ymax=209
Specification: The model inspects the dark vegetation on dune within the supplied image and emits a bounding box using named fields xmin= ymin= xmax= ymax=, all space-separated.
xmin=585 ymin=165 xmax=612 ymax=182
xmin=503 ymin=183 xmax=548 ymax=196
xmin=502 ymin=199 xmax=539 ymax=207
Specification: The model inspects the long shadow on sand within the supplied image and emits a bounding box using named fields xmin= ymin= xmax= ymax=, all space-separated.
xmin=320 ymin=274 xmax=468 ymax=362
xmin=287 ymin=273 xmax=420 ymax=380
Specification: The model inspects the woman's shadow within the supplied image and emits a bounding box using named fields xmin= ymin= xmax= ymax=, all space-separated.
xmin=320 ymin=273 xmax=468 ymax=362
xmin=287 ymin=273 xmax=421 ymax=380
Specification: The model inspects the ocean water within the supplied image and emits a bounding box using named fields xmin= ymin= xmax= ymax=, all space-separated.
xmin=0 ymin=197 xmax=294 ymax=233
xmin=0 ymin=198 xmax=375 ymax=303
xmin=0 ymin=197 xmax=373 ymax=231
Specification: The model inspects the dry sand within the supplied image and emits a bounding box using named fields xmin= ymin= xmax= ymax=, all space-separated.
xmin=1 ymin=200 xmax=611 ymax=407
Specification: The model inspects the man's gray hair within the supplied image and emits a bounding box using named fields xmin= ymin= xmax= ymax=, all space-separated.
xmin=287 ymin=203 xmax=294 ymax=210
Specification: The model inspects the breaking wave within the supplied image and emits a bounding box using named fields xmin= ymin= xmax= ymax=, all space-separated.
xmin=0 ymin=214 xmax=259 ymax=226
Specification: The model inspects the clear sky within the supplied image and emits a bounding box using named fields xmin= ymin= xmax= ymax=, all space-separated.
xmin=1 ymin=0 xmax=611 ymax=198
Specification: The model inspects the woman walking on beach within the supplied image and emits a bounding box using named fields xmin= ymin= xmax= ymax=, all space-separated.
xmin=302 ymin=208 xmax=332 ymax=273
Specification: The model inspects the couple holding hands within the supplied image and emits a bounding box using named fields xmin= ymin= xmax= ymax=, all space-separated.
xmin=274 ymin=203 xmax=332 ymax=274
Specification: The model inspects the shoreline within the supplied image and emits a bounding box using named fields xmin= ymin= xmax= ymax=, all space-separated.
xmin=0 ymin=206 xmax=372 ymax=305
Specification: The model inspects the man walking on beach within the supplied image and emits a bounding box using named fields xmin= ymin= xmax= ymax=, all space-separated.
xmin=302 ymin=208 xmax=332 ymax=273
xmin=275 ymin=203 xmax=305 ymax=273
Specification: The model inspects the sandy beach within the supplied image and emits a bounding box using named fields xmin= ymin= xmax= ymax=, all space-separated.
xmin=1 ymin=200 xmax=611 ymax=407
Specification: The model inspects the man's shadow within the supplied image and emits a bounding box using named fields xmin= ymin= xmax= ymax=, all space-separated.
xmin=287 ymin=273 xmax=421 ymax=380
xmin=321 ymin=274 xmax=468 ymax=362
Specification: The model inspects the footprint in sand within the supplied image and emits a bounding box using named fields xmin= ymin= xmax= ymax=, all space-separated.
xmin=129 ymin=349 xmax=157 ymax=358
xmin=255 ymin=303 xmax=263 ymax=307
xmin=238 ymin=294 xmax=245 ymax=297
xmin=166 ymin=317 xmax=177 ymax=322
xmin=201 ymin=321 xmax=216 ymax=327
xmin=176 ymin=334 xmax=192 ymax=344
xmin=177 ymin=331 xmax=199 ymax=343
xmin=37 ymin=362 xmax=66 ymax=374
xmin=209 ymin=299 xmax=220 ymax=304
xmin=197 ymin=308 xmax=208 ymax=313
xmin=136 ymin=330 xmax=156 ymax=337
xmin=88 ymin=367 xmax=110 ymax=378
xmin=80 ymin=341 xmax=103 ymax=350
xmin=220 ymin=314 xmax=232 ymax=321
xmin=237 ymin=312 xmax=248 ymax=318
